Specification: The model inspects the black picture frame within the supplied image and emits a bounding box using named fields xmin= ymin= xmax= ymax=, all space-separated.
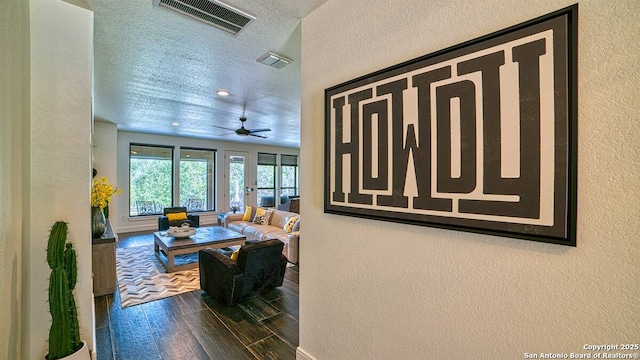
xmin=324 ymin=5 xmax=578 ymax=246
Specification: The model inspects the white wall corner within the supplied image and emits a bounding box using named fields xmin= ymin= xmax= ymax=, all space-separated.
xmin=27 ymin=0 xmax=94 ymax=358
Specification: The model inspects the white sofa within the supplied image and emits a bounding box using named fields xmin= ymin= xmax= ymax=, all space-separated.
xmin=223 ymin=209 xmax=300 ymax=264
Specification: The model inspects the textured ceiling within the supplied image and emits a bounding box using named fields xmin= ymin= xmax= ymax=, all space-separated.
xmin=93 ymin=0 xmax=327 ymax=148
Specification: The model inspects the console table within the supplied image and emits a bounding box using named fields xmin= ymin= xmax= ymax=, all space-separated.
xmin=92 ymin=220 xmax=116 ymax=297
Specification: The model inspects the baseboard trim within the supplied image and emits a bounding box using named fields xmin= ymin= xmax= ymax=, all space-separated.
xmin=117 ymin=222 xmax=217 ymax=235
xmin=296 ymin=347 xmax=317 ymax=360
xmin=117 ymin=223 xmax=155 ymax=234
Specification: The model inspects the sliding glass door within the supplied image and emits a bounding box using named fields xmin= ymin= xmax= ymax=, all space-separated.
xmin=224 ymin=151 xmax=249 ymax=212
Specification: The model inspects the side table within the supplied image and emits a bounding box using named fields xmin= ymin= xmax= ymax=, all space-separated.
xmin=217 ymin=212 xmax=228 ymax=226
xmin=92 ymin=220 xmax=116 ymax=297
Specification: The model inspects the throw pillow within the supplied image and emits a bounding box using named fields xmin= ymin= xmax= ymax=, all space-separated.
xmin=166 ymin=212 xmax=187 ymax=221
xmin=241 ymin=206 xmax=252 ymax=221
xmin=230 ymin=250 xmax=239 ymax=261
xmin=283 ymin=215 xmax=299 ymax=233
xmin=292 ymin=218 xmax=300 ymax=232
xmin=261 ymin=209 xmax=274 ymax=225
xmin=252 ymin=207 xmax=266 ymax=222
xmin=253 ymin=209 xmax=274 ymax=225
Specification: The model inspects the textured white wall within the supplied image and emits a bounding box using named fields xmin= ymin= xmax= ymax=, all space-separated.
xmin=299 ymin=0 xmax=640 ymax=359
xmin=0 ymin=0 xmax=29 ymax=359
xmin=27 ymin=0 xmax=94 ymax=358
xmin=93 ymin=121 xmax=119 ymax=232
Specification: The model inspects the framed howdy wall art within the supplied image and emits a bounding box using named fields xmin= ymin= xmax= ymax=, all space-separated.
xmin=324 ymin=5 xmax=578 ymax=246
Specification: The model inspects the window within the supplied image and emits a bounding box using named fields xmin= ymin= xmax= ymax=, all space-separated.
xmin=280 ymin=154 xmax=298 ymax=202
xmin=129 ymin=144 xmax=173 ymax=216
xmin=179 ymin=147 xmax=215 ymax=212
xmin=257 ymin=152 xmax=277 ymax=207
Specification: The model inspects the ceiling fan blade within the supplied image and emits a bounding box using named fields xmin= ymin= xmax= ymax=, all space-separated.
xmin=248 ymin=128 xmax=271 ymax=133
xmin=212 ymin=125 xmax=236 ymax=131
xmin=216 ymin=132 xmax=236 ymax=136
xmin=249 ymin=133 xmax=268 ymax=139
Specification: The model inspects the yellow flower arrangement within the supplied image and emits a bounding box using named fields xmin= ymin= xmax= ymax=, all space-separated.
xmin=91 ymin=176 xmax=121 ymax=209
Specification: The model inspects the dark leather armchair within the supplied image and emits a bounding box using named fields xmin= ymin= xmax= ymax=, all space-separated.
xmin=158 ymin=206 xmax=200 ymax=231
xmin=199 ymin=239 xmax=287 ymax=306
xmin=277 ymin=198 xmax=299 ymax=213
xmin=260 ymin=195 xmax=275 ymax=207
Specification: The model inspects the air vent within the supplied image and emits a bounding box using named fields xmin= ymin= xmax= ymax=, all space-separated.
xmin=257 ymin=52 xmax=293 ymax=69
xmin=153 ymin=0 xmax=255 ymax=36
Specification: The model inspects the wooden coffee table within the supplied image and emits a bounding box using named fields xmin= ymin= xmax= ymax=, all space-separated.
xmin=154 ymin=226 xmax=246 ymax=272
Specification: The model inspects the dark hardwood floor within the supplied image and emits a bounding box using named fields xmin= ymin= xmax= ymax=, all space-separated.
xmin=95 ymin=231 xmax=299 ymax=360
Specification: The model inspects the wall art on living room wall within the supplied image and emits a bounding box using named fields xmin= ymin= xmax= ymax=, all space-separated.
xmin=324 ymin=5 xmax=578 ymax=246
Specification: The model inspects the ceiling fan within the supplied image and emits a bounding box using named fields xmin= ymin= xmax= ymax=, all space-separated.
xmin=214 ymin=116 xmax=271 ymax=139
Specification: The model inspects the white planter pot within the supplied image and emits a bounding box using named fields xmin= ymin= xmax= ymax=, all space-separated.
xmin=48 ymin=341 xmax=91 ymax=360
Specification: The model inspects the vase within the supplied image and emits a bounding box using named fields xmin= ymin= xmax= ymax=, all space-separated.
xmin=92 ymin=207 xmax=106 ymax=238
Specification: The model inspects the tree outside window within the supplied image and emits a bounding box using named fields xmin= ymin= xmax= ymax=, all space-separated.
xmin=179 ymin=148 xmax=215 ymax=212
xmin=280 ymin=154 xmax=298 ymax=201
xmin=129 ymin=144 xmax=173 ymax=216
xmin=229 ymin=155 xmax=246 ymax=212
xmin=257 ymin=153 xmax=277 ymax=207
xmin=129 ymin=144 xmax=217 ymax=215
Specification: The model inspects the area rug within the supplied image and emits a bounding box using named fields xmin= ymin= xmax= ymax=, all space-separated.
xmin=116 ymin=245 xmax=200 ymax=308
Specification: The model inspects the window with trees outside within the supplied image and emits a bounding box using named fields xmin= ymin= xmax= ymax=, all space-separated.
xmin=129 ymin=144 xmax=173 ymax=216
xmin=280 ymin=154 xmax=298 ymax=201
xmin=257 ymin=152 xmax=277 ymax=207
xmin=179 ymin=147 xmax=216 ymax=212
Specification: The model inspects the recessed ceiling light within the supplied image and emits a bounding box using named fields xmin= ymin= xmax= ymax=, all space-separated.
xmin=216 ymin=90 xmax=230 ymax=96
xmin=172 ymin=122 xmax=180 ymax=126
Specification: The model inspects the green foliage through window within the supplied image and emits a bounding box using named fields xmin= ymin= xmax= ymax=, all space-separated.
xmin=129 ymin=145 xmax=216 ymax=216
xmin=280 ymin=154 xmax=298 ymax=200
xmin=129 ymin=144 xmax=173 ymax=215
xmin=180 ymin=148 xmax=215 ymax=211
xmin=257 ymin=153 xmax=277 ymax=207
xmin=229 ymin=156 xmax=246 ymax=211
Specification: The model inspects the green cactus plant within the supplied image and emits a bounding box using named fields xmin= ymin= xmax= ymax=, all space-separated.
xmin=47 ymin=221 xmax=82 ymax=360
